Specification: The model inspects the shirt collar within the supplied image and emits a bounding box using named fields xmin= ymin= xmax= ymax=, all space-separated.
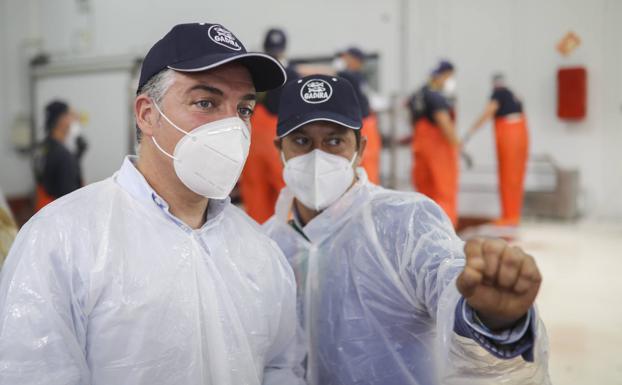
xmin=114 ymin=156 xmax=229 ymax=230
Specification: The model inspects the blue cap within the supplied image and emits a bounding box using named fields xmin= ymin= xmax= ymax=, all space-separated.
xmin=432 ymin=60 xmax=455 ymax=76
xmin=277 ymin=74 xmax=363 ymax=137
xmin=138 ymin=23 xmax=286 ymax=92
xmin=492 ymin=72 xmax=505 ymax=83
xmin=345 ymin=46 xmax=366 ymax=61
xmin=263 ymin=28 xmax=287 ymax=53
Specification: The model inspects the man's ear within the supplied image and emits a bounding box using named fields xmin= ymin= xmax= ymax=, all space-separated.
xmin=135 ymin=94 xmax=156 ymax=138
xmin=273 ymin=137 xmax=282 ymax=151
xmin=273 ymin=137 xmax=285 ymax=164
xmin=355 ymin=136 xmax=367 ymax=167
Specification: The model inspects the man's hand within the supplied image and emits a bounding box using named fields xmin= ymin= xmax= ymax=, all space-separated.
xmin=456 ymin=238 xmax=542 ymax=331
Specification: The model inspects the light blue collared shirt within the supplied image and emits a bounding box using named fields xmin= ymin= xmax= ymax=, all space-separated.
xmin=114 ymin=155 xmax=229 ymax=233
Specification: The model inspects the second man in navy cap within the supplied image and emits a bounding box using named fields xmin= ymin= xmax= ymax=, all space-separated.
xmin=263 ymin=74 xmax=550 ymax=384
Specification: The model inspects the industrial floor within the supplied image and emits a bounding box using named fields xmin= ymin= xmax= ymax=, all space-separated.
xmin=485 ymin=219 xmax=622 ymax=385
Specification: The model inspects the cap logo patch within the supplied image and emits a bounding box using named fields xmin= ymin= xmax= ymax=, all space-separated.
xmin=300 ymin=79 xmax=333 ymax=104
xmin=208 ymin=25 xmax=242 ymax=51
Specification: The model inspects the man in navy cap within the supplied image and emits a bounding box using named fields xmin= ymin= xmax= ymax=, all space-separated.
xmin=263 ymin=74 xmax=550 ymax=385
xmin=0 ymin=23 xmax=304 ymax=385
xmin=407 ymin=60 xmax=461 ymax=226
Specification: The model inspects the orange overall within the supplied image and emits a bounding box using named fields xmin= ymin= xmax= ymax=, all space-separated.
xmin=34 ymin=185 xmax=55 ymax=212
xmin=239 ymin=104 xmax=285 ymax=223
xmin=494 ymin=115 xmax=529 ymax=226
xmin=360 ymin=114 xmax=381 ymax=184
xmin=412 ymin=118 xmax=459 ymax=226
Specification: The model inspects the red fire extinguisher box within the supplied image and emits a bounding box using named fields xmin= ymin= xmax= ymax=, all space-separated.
xmin=557 ymin=67 xmax=587 ymax=120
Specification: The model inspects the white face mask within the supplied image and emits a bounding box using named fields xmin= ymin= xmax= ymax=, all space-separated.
xmin=282 ymin=149 xmax=357 ymax=211
xmin=443 ymin=76 xmax=457 ymax=96
xmin=64 ymin=121 xmax=82 ymax=153
xmin=332 ymin=57 xmax=347 ymax=72
xmin=152 ymin=103 xmax=250 ymax=199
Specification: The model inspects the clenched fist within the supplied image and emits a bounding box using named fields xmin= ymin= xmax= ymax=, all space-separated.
xmin=456 ymin=238 xmax=542 ymax=331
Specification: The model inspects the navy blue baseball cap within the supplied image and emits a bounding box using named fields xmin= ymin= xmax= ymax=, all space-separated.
xmin=432 ymin=60 xmax=455 ymax=76
xmin=263 ymin=28 xmax=287 ymax=54
xmin=138 ymin=23 xmax=286 ymax=93
xmin=277 ymin=74 xmax=363 ymax=137
xmin=345 ymin=47 xmax=366 ymax=61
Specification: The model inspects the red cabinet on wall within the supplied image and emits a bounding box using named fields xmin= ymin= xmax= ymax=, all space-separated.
xmin=557 ymin=67 xmax=587 ymax=120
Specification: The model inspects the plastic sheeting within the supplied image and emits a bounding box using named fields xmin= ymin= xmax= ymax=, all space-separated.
xmin=0 ymin=157 xmax=305 ymax=385
xmin=264 ymin=168 xmax=550 ymax=385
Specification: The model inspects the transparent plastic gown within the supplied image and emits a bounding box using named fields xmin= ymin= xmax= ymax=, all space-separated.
xmin=0 ymin=157 xmax=305 ymax=385
xmin=263 ymin=169 xmax=550 ymax=385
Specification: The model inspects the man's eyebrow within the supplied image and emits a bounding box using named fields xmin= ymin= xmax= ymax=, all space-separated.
xmin=186 ymin=85 xmax=256 ymax=102
xmin=186 ymin=84 xmax=224 ymax=96
xmin=326 ymin=128 xmax=348 ymax=135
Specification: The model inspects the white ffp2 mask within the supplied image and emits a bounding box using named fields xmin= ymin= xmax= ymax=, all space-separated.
xmin=332 ymin=57 xmax=347 ymax=72
xmin=152 ymin=103 xmax=250 ymax=199
xmin=64 ymin=121 xmax=82 ymax=153
xmin=443 ymin=76 xmax=457 ymax=96
xmin=282 ymin=149 xmax=357 ymax=211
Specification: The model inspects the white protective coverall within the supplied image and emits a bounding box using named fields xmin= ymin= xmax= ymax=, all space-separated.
xmin=0 ymin=157 xmax=305 ymax=385
xmin=263 ymin=168 xmax=550 ymax=385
